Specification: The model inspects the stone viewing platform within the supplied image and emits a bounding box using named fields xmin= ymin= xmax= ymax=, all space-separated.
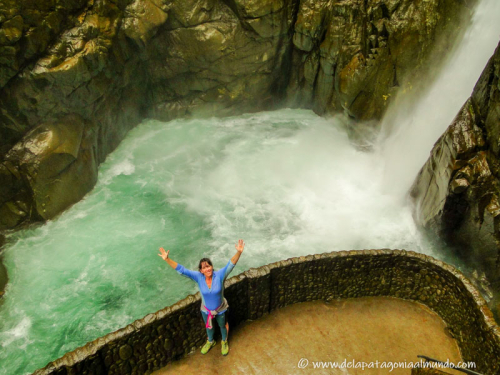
xmin=153 ymin=297 xmax=465 ymax=375
xmin=32 ymin=250 xmax=500 ymax=375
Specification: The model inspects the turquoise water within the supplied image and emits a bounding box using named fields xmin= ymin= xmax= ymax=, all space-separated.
xmin=1 ymin=109 xmax=437 ymax=374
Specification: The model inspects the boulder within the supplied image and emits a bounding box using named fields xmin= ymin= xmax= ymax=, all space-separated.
xmin=0 ymin=114 xmax=98 ymax=229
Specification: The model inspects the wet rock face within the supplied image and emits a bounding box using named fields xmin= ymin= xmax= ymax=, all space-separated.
xmin=145 ymin=0 xmax=296 ymax=120
xmin=0 ymin=0 xmax=149 ymax=229
xmin=287 ymin=0 xmax=471 ymax=119
xmin=0 ymin=0 xmax=88 ymax=88
xmin=0 ymin=0 xmax=474 ymax=230
xmin=0 ymin=115 xmax=98 ymax=227
xmin=411 ymin=41 xmax=500 ymax=306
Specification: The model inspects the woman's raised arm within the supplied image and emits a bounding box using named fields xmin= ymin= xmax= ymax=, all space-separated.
xmin=230 ymin=239 xmax=245 ymax=265
xmin=158 ymin=248 xmax=178 ymax=269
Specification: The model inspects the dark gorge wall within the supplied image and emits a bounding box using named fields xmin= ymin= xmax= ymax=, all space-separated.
xmin=411 ymin=40 xmax=500 ymax=313
xmin=286 ymin=0 xmax=470 ymax=120
xmin=0 ymin=0 xmax=476 ymax=231
xmin=32 ymin=250 xmax=500 ymax=375
xmin=0 ymin=0 xmax=150 ymax=228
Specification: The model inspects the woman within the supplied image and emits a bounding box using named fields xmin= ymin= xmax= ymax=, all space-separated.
xmin=158 ymin=239 xmax=245 ymax=356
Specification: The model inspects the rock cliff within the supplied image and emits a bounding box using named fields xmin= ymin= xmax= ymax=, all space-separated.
xmin=411 ymin=40 xmax=500 ymax=310
xmin=0 ymin=0 xmax=475 ymax=230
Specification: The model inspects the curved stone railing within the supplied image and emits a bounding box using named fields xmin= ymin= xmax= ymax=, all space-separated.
xmin=33 ymin=250 xmax=500 ymax=375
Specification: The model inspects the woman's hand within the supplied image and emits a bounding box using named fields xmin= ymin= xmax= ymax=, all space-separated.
xmin=158 ymin=247 xmax=170 ymax=260
xmin=231 ymin=239 xmax=245 ymax=265
xmin=159 ymin=248 xmax=178 ymax=269
xmin=235 ymin=239 xmax=245 ymax=253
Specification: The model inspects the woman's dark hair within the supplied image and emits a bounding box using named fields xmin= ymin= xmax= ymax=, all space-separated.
xmin=198 ymin=258 xmax=213 ymax=270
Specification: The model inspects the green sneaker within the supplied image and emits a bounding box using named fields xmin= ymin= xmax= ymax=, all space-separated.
xmin=201 ymin=340 xmax=216 ymax=354
xmin=221 ymin=340 xmax=229 ymax=356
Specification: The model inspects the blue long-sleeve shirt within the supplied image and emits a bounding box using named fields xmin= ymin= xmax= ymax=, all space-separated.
xmin=175 ymin=260 xmax=235 ymax=311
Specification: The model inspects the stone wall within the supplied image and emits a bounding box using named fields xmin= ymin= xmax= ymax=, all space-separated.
xmin=32 ymin=250 xmax=500 ymax=375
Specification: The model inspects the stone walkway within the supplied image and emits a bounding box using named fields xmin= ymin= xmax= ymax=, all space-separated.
xmin=153 ymin=297 xmax=466 ymax=375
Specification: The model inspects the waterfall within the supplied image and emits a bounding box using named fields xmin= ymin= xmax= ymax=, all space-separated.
xmin=377 ymin=0 xmax=500 ymax=198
